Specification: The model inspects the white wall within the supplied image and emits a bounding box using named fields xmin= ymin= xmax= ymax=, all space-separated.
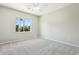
xmin=40 ymin=4 xmax=79 ymax=46
xmin=0 ymin=6 xmax=39 ymax=43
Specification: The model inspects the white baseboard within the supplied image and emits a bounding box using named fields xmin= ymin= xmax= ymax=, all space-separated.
xmin=0 ymin=39 xmax=23 ymax=45
xmin=40 ymin=37 xmax=79 ymax=48
xmin=0 ymin=38 xmax=31 ymax=45
xmin=0 ymin=38 xmax=38 ymax=45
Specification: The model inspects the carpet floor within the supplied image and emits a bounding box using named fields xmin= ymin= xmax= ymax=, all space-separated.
xmin=0 ymin=39 xmax=79 ymax=55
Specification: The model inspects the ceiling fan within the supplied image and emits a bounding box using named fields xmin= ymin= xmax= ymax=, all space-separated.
xmin=33 ymin=3 xmax=40 ymax=11
xmin=26 ymin=3 xmax=47 ymax=12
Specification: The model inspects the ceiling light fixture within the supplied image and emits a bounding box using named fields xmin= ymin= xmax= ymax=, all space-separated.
xmin=32 ymin=3 xmax=40 ymax=11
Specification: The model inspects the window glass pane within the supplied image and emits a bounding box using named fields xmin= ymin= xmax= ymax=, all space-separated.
xmin=20 ymin=19 xmax=23 ymax=32
xmin=16 ymin=18 xmax=20 ymax=25
xmin=16 ymin=18 xmax=32 ymax=32
xmin=23 ymin=18 xmax=32 ymax=32
xmin=24 ymin=18 xmax=32 ymax=26
xmin=16 ymin=18 xmax=20 ymax=32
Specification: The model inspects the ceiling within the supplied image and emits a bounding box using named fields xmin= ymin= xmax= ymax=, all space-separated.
xmin=0 ymin=3 xmax=71 ymax=16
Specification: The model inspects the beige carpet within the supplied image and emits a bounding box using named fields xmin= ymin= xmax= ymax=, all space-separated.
xmin=0 ymin=39 xmax=79 ymax=55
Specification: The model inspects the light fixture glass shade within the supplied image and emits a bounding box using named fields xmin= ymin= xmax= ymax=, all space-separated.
xmin=33 ymin=7 xmax=40 ymax=10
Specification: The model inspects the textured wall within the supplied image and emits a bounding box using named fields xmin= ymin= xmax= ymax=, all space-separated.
xmin=40 ymin=4 xmax=79 ymax=46
xmin=0 ymin=6 xmax=39 ymax=43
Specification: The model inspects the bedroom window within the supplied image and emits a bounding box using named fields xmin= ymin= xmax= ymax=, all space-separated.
xmin=16 ymin=17 xmax=32 ymax=32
